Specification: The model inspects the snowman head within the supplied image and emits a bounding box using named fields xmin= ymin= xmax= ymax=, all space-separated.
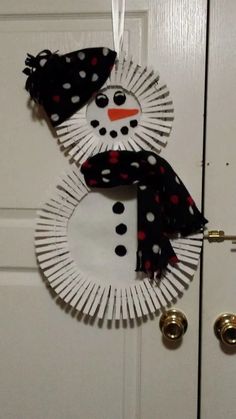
xmin=23 ymin=49 xmax=174 ymax=163
xmin=56 ymin=54 xmax=174 ymax=163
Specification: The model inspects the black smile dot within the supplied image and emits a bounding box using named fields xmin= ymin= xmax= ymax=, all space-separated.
xmin=130 ymin=119 xmax=138 ymax=128
xmin=99 ymin=127 xmax=107 ymax=135
xmin=121 ymin=126 xmax=129 ymax=135
xmin=112 ymin=202 xmax=125 ymax=214
xmin=115 ymin=245 xmax=127 ymax=257
xmin=110 ymin=130 xmax=118 ymax=138
xmin=115 ymin=223 xmax=127 ymax=235
xmin=90 ymin=120 xmax=99 ymax=128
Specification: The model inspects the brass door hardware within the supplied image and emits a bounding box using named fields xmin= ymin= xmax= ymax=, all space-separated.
xmin=204 ymin=230 xmax=236 ymax=242
xmin=159 ymin=309 xmax=188 ymax=341
xmin=214 ymin=313 xmax=236 ymax=346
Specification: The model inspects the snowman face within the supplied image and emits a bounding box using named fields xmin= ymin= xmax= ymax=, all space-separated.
xmin=86 ymin=86 xmax=141 ymax=142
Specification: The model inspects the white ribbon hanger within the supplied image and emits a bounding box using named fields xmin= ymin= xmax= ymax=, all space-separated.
xmin=112 ymin=0 xmax=126 ymax=57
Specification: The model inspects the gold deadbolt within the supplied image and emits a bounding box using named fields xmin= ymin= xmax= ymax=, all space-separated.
xmin=214 ymin=313 xmax=236 ymax=346
xmin=159 ymin=309 xmax=188 ymax=341
xmin=204 ymin=230 xmax=236 ymax=241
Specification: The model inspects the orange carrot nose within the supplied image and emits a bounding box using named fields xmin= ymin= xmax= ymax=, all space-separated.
xmin=108 ymin=108 xmax=139 ymax=121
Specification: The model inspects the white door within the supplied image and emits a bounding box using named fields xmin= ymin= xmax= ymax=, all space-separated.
xmin=0 ymin=1 xmax=207 ymax=418
xmin=201 ymin=1 xmax=236 ymax=418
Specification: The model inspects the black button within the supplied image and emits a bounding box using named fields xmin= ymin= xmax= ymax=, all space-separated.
xmin=115 ymin=223 xmax=127 ymax=235
xmin=115 ymin=245 xmax=127 ymax=257
xmin=112 ymin=202 xmax=125 ymax=214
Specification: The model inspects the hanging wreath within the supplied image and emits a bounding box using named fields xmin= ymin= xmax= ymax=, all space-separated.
xmin=23 ymin=1 xmax=207 ymax=322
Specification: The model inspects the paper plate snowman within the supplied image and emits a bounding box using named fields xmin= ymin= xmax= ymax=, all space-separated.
xmin=23 ymin=47 xmax=207 ymax=321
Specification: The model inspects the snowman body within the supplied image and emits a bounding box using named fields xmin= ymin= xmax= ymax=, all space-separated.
xmin=68 ymin=185 xmax=139 ymax=287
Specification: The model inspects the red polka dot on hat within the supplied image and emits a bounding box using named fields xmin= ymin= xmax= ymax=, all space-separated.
xmin=170 ymin=195 xmax=179 ymax=204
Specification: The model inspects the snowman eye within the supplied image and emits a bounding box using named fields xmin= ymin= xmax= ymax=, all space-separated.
xmin=113 ymin=90 xmax=126 ymax=106
xmin=95 ymin=93 xmax=109 ymax=108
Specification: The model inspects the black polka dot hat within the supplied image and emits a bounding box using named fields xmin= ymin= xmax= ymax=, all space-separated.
xmin=23 ymin=47 xmax=117 ymax=126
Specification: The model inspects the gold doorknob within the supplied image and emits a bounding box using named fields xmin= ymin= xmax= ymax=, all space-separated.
xmin=214 ymin=313 xmax=236 ymax=346
xmin=159 ymin=309 xmax=188 ymax=341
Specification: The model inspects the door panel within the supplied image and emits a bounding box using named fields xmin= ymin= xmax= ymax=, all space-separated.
xmin=202 ymin=1 xmax=236 ymax=418
xmin=134 ymin=2 xmax=207 ymax=416
xmin=0 ymin=279 xmax=134 ymax=419
xmin=0 ymin=1 xmax=207 ymax=418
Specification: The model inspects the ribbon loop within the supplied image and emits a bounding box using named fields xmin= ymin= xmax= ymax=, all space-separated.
xmin=112 ymin=0 xmax=126 ymax=57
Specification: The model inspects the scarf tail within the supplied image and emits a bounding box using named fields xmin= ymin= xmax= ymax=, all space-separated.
xmin=136 ymin=238 xmax=179 ymax=278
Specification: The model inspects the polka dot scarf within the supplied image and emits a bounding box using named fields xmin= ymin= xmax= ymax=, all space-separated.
xmin=81 ymin=150 xmax=208 ymax=277
xmin=23 ymin=47 xmax=117 ymax=126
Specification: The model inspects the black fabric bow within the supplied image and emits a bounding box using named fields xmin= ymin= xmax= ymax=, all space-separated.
xmin=23 ymin=47 xmax=117 ymax=126
xmin=81 ymin=150 xmax=207 ymax=277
